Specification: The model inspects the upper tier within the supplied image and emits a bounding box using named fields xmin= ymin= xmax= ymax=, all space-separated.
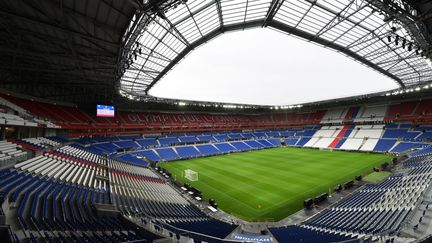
xmin=2 ymin=92 xmax=432 ymax=135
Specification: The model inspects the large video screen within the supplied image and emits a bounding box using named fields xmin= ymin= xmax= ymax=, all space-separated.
xmin=96 ymin=104 xmax=115 ymax=117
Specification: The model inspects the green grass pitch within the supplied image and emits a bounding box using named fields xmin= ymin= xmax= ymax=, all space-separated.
xmin=159 ymin=147 xmax=391 ymax=221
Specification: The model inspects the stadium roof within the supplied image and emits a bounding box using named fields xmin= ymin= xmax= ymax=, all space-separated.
xmin=0 ymin=0 xmax=136 ymax=102
xmin=0 ymin=0 xmax=431 ymax=106
xmin=119 ymin=0 xmax=432 ymax=101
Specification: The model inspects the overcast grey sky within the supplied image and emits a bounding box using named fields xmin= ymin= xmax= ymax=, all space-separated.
xmin=150 ymin=28 xmax=399 ymax=106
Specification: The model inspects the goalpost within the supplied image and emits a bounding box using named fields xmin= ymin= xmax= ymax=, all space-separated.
xmin=184 ymin=169 xmax=198 ymax=182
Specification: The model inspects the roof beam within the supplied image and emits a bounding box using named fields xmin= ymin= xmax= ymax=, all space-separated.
xmin=215 ymin=0 xmax=224 ymax=27
xmin=142 ymin=19 xmax=264 ymax=93
xmin=268 ymin=20 xmax=405 ymax=87
xmin=262 ymin=0 xmax=284 ymax=27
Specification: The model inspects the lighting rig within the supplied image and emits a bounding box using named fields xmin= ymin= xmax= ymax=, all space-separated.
xmin=115 ymin=0 xmax=188 ymax=84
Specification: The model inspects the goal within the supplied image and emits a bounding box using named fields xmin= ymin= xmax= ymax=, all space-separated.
xmin=184 ymin=169 xmax=198 ymax=182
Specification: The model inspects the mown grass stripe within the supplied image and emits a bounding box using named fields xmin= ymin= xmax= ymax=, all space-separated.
xmin=160 ymin=147 xmax=390 ymax=221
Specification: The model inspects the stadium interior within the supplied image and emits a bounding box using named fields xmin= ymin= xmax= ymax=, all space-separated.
xmin=1 ymin=0 xmax=432 ymax=243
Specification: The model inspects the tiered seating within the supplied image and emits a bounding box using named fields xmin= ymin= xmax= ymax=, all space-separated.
xmin=14 ymin=152 xmax=106 ymax=189
xmin=409 ymin=146 xmax=432 ymax=157
xmin=230 ymin=141 xmax=251 ymax=151
xmin=390 ymin=142 xmax=429 ymax=153
xmin=339 ymin=138 xmax=363 ymax=150
xmin=303 ymin=126 xmax=343 ymax=148
xmin=178 ymin=136 xmax=199 ymax=143
xmin=328 ymin=125 xmax=351 ymax=148
xmin=196 ymin=135 xmax=215 ymax=143
xmin=158 ymin=137 xmax=179 ymax=147
xmin=311 ymin=126 xmax=341 ymax=138
xmin=382 ymin=128 xmax=420 ymax=140
xmin=244 ymin=140 xmax=265 ymax=149
xmin=386 ymin=101 xmax=418 ymax=119
xmin=155 ymin=148 xmax=179 ymax=161
xmin=416 ymin=131 xmax=432 ymax=141
xmin=168 ymin=219 xmax=237 ymax=239
xmin=374 ymin=139 xmax=397 ymax=152
xmin=113 ymin=140 xmax=139 ymax=149
xmin=1 ymin=92 xmax=328 ymax=134
xmin=0 ymin=112 xmax=37 ymax=126
xmin=175 ymin=146 xmax=201 ymax=159
xmin=353 ymin=125 xmax=384 ymax=139
xmin=310 ymin=138 xmax=333 ymax=148
xmin=320 ymin=108 xmax=347 ymax=123
xmin=22 ymin=137 xmax=61 ymax=148
xmin=214 ymin=143 xmax=236 ymax=153
xmin=303 ymin=158 xmax=432 ymax=237
xmin=359 ymin=138 xmax=380 ymax=151
xmin=284 ymin=138 xmax=299 ymax=146
xmin=415 ymin=100 xmax=432 ymax=116
xmin=213 ymin=134 xmax=229 ymax=142
xmin=354 ymin=104 xmax=387 ymax=122
xmin=47 ymin=136 xmax=68 ymax=143
xmin=195 ymin=144 xmax=221 ymax=156
xmin=107 ymin=159 xmax=240 ymax=240
xmin=270 ymin=226 xmax=355 ymax=243
xmin=133 ymin=150 xmax=161 ymax=162
xmin=257 ymin=139 xmax=276 ymax=147
xmin=343 ymin=106 xmax=360 ymax=120
xmin=135 ymin=138 xmax=159 ymax=148
xmin=296 ymin=137 xmax=312 ymax=146
xmin=0 ymin=140 xmax=27 ymax=165
xmin=109 ymin=167 xmax=202 ymax=219
xmin=117 ymin=154 xmax=149 ymax=167
xmin=90 ymin=143 xmax=120 ymax=154
xmin=0 ymin=167 xmax=159 ymax=242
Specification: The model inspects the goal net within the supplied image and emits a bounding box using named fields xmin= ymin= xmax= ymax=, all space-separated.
xmin=184 ymin=169 xmax=198 ymax=182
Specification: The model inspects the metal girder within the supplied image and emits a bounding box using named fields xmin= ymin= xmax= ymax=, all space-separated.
xmin=268 ymin=20 xmax=405 ymax=87
xmin=118 ymin=0 xmax=432 ymax=101
xmin=366 ymin=0 xmax=431 ymax=49
xmin=313 ymin=0 xmax=367 ymax=38
xmin=262 ymin=0 xmax=284 ymax=27
xmin=143 ymin=19 xmax=264 ymax=93
xmin=215 ymin=0 xmax=224 ymax=27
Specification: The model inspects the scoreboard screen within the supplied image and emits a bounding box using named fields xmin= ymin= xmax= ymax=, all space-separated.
xmin=96 ymin=104 xmax=115 ymax=117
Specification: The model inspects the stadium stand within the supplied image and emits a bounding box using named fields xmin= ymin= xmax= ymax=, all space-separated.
xmin=301 ymin=154 xmax=432 ymax=239
xmin=320 ymin=108 xmax=347 ymax=124
xmin=1 ymin=103 xmax=432 ymax=242
xmin=354 ymin=104 xmax=387 ymax=122
xmin=3 ymin=0 xmax=432 ymax=241
xmin=196 ymin=144 xmax=221 ymax=156
xmin=270 ymin=226 xmax=355 ymax=243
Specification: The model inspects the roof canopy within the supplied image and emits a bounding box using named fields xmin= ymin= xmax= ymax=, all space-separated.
xmin=119 ymin=0 xmax=432 ymax=100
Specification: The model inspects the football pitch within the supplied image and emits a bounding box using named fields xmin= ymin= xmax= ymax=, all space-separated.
xmin=159 ymin=147 xmax=391 ymax=221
